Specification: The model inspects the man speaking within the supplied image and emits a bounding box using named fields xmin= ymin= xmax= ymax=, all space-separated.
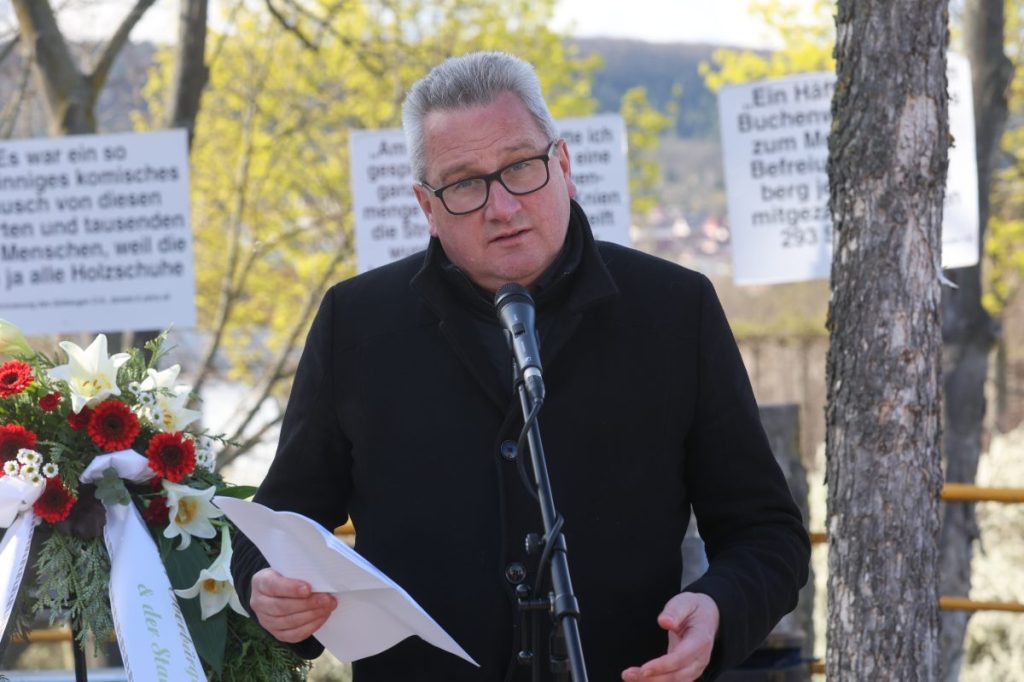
xmin=232 ymin=51 xmax=810 ymax=681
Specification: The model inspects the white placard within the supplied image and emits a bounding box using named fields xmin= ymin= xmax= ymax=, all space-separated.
xmin=945 ymin=53 xmax=981 ymax=268
xmin=350 ymin=115 xmax=632 ymax=274
xmin=718 ymin=52 xmax=979 ymax=285
xmin=557 ymin=113 xmax=632 ymax=245
xmin=349 ymin=132 xmax=427 ymax=273
xmin=0 ymin=130 xmax=196 ymax=334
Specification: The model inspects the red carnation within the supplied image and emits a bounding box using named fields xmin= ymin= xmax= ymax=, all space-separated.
xmin=142 ymin=495 xmax=170 ymax=525
xmin=0 ymin=361 xmax=33 ymax=398
xmin=0 ymin=424 xmax=37 ymax=468
xmin=39 ymin=391 xmax=62 ymax=412
xmin=145 ymin=432 xmax=195 ymax=482
xmin=87 ymin=400 xmax=141 ymax=452
xmin=32 ymin=477 xmax=76 ymax=523
xmin=67 ymin=406 xmax=93 ymax=431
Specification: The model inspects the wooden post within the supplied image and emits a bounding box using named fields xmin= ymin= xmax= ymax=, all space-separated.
xmin=759 ymin=403 xmax=813 ymax=658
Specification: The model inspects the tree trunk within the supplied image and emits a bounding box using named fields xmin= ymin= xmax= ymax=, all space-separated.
xmin=826 ymin=2 xmax=948 ymax=679
xmin=166 ymin=0 xmax=210 ymax=148
xmin=11 ymin=0 xmax=94 ymax=134
xmin=938 ymin=1 xmax=1011 ymax=679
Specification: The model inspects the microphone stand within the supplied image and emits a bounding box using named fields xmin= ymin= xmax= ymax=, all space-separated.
xmin=510 ymin=354 xmax=588 ymax=682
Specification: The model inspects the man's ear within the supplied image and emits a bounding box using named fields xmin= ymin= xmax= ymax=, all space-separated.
xmin=557 ymin=140 xmax=577 ymax=199
xmin=413 ymin=184 xmax=438 ymax=236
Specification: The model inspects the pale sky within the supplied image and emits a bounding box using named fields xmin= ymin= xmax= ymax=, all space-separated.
xmin=8 ymin=0 xmax=793 ymax=48
xmin=552 ymin=0 xmax=786 ymax=48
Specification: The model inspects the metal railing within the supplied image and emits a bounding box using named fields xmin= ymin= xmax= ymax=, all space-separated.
xmin=806 ymin=482 xmax=1024 ymax=677
xmin=12 ymin=484 xmax=1024 ymax=667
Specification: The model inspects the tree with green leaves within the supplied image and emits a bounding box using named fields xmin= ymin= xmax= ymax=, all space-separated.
xmin=621 ymin=85 xmax=676 ymax=214
xmin=984 ymin=0 xmax=1024 ymax=434
xmin=698 ymin=0 xmax=834 ymax=91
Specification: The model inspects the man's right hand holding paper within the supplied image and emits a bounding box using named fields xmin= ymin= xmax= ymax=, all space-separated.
xmin=250 ymin=567 xmax=338 ymax=643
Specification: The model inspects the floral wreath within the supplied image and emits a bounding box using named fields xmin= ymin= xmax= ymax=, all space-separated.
xmin=0 ymin=320 xmax=307 ymax=680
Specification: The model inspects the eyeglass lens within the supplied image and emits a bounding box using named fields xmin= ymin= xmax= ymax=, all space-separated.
xmin=441 ymin=152 xmax=551 ymax=214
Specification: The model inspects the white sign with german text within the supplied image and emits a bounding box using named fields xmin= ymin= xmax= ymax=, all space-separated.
xmin=0 ymin=130 xmax=196 ymax=334
xmin=718 ymin=52 xmax=978 ymax=285
xmin=350 ymin=114 xmax=632 ymax=274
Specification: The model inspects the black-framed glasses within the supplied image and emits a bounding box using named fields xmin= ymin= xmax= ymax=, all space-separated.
xmin=421 ymin=141 xmax=558 ymax=215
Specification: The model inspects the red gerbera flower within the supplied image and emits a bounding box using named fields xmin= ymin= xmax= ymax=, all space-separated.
xmin=67 ymin=406 xmax=93 ymax=431
xmin=39 ymin=391 xmax=62 ymax=412
xmin=145 ymin=432 xmax=195 ymax=482
xmin=142 ymin=495 xmax=170 ymax=525
xmin=0 ymin=361 xmax=33 ymax=398
xmin=87 ymin=400 xmax=141 ymax=452
xmin=32 ymin=476 xmax=76 ymax=523
xmin=0 ymin=424 xmax=36 ymax=467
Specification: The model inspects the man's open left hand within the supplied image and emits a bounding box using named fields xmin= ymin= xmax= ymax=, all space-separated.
xmin=620 ymin=592 xmax=719 ymax=682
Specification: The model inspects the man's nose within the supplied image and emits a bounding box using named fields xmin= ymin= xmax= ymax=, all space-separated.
xmin=484 ymin=179 xmax=522 ymax=221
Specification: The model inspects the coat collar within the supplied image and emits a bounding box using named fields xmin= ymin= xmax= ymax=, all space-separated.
xmin=410 ymin=200 xmax=619 ymax=411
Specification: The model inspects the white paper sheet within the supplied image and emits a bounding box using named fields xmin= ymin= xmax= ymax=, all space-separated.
xmin=214 ymin=496 xmax=478 ymax=666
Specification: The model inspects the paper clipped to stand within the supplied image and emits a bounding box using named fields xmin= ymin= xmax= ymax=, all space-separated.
xmin=214 ymin=497 xmax=478 ymax=666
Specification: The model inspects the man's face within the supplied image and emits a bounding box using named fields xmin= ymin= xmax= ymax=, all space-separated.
xmin=413 ymin=91 xmax=576 ymax=293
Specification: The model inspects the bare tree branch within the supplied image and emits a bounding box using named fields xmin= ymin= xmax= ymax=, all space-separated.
xmin=87 ymin=0 xmax=158 ymax=93
xmin=208 ymin=0 xmax=246 ymax=67
xmin=264 ymin=0 xmax=318 ymax=50
xmin=220 ymin=245 xmax=348 ymax=450
xmin=0 ymin=33 xmax=20 ymax=67
xmin=216 ymin=411 xmax=285 ymax=469
xmin=192 ymin=99 xmax=259 ymax=398
xmin=0 ymin=57 xmax=33 ymax=138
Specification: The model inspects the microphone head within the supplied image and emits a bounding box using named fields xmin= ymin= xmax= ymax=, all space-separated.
xmin=494 ymin=283 xmax=533 ymax=311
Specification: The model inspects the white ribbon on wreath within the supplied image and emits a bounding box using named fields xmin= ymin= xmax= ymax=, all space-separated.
xmin=0 ymin=450 xmax=203 ymax=682
xmin=0 ymin=477 xmax=40 ymax=635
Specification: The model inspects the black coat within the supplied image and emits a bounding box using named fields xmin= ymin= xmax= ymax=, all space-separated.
xmin=232 ymin=203 xmax=810 ymax=681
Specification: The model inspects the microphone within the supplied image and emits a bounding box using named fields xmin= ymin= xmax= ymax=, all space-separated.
xmin=494 ymin=283 xmax=545 ymax=404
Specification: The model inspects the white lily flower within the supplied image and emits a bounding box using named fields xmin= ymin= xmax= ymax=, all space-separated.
xmin=151 ymin=386 xmax=202 ymax=432
xmin=162 ymin=480 xmax=224 ymax=549
xmin=139 ymin=365 xmax=181 ymax=392
xmin=137 ymin=365 xmax=201 ymax=432
xmin=0 ymin=319 xmax=33 ymax=357
xmin=174 ymin=526 xmax=247 ymax=620
xmin=47 ymin=335 xmax=130 ymax=413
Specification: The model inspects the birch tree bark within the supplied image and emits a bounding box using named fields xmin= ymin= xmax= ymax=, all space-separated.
xmin=826 ymin=1 xmax=948 ymax=679
xmin=939 ymin=1 xmax=1012 ymax=678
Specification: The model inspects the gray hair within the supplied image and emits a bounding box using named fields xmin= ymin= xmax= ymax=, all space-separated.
xmin=402 ymin=51 xmax=558 ymax=182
